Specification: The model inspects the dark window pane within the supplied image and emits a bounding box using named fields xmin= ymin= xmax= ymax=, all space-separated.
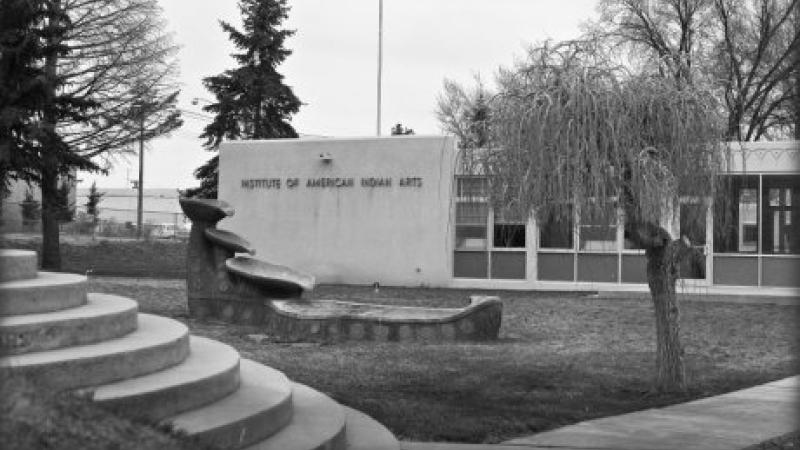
xmin=714 ymin=175 xmax=759 ymax=253
xmin=680 ymin=203 xmax=707 ymax=246
xmin=540 ymin=211 xmax=573 ymax=249
xmin=494 ymin=224 xmax=525 ymax=248
xmin=761 ymin=175 xmax=799 ymax=254
xmin=491 ymin=252 xmax=526 ymax=279
xmin=678 ymin=249 xmax=706 ymax=279
xmin=537 ymin=252 xmax=574 ymax=280
xmin=454 ymin=251 xmax=488 ymax=278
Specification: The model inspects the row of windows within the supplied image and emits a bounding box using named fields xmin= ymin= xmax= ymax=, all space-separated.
xmin=454 ymin=174 xmax=798 ymax=256
xmin=714 ymin=175 xmax=798 ymax=255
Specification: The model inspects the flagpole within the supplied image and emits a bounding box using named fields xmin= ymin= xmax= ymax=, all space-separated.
xmin=376 ymin=0 xmax=383 ymax=136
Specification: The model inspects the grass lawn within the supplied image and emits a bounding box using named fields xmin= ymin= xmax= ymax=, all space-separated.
xmin=88 ymin=277 xmax=799 ymax=444
xmin=0 ymin=376 xmax=215 ymax=450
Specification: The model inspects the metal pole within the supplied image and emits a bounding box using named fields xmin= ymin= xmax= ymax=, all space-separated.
xmin=137 ymin=113 xmax=144 ymax=239
xmin=376 ymin=0 xmax=383 ymax=136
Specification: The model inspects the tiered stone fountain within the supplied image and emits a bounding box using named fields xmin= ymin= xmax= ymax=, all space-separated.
xmin=180 ymin=197 xmax=503 ymax=342
xmin=0 ymin=248 xmax=398 ymax=450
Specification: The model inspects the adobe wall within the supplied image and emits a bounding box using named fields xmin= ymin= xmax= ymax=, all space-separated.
xmin=219 ymin=136 xmax=457 ymax=287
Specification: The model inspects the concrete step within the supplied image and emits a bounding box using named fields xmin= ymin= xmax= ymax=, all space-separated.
xmin=0 ymin=272 xmax=87 ymax=316
xmin=89 ymin=336 xmax=241 ymax=421
xmin=167 ymin=359 xmax=294 ymax=450
xmin=0 ymin=293 xmax=138 ymax=356
xmin=0 ymin=249 xmax=38 ymax=282
xmin=0 ymin=313 xmax=189 ymax=390
xmin=344 ymin=407 xmax=400 ymax=450
xmin=244 ymin=382 xmax=347 ymax=450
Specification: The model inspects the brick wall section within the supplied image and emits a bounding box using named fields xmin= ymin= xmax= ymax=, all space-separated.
xmin=0 ymin=238 xmax=186 ymax=278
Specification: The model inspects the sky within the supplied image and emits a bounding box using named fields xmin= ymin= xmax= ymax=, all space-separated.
xmin=78 ymin=0 xmax=600 ymax=190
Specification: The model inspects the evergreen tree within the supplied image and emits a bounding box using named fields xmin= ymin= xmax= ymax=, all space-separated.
xmin=55 ymin=181 xmax=74 ymax=222
xmin=186 ymin=0 xmax=301 ymax=199
xmin=20 ymin=189 xmax=40 ymax=226
xmin=2 ymin=0 xmax=181 ymax=269
xmin=0 ymin=0 xmax=96 ymax=189
xmin=390 ymin=123 xmax=415 ymax=135
xmin=85 ymin=181 xmax=104 ymax=223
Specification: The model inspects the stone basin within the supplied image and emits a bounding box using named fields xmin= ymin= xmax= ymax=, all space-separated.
xmin=271 ymin=296 xmax=501 ymax=322
xmin=226 ymin=256 xmax=315 ymax=294
xmin=264 ymin=295 xmax=503 ymax=341
xmin=204 ymin=228 xmax=255 ymax=255
xmin=179 ymin=197 xmax=234 ymax=223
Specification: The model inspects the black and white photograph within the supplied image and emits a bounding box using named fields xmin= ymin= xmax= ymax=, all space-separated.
xmin=1 ymin=1 xmax=798 ymax=449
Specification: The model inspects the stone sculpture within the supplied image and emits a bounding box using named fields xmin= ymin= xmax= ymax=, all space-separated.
xmin=180 ymin=197 xmax=502 ymax=341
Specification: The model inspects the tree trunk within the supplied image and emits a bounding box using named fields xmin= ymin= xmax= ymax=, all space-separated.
xmin=625 ymin=220 xmax=688 ymax=392
xmin=40 ymin=0 xmax=62 ymax=271
xmin=40 ymin=168 xmax=61 ymax=270
xmin=645 ymin=240 xmax=687 ymax=392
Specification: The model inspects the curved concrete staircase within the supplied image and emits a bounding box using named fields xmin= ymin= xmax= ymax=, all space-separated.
xmin=0 ymin=249 xmax=398 ymax=450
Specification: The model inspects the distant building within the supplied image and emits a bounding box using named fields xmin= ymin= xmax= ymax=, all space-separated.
xmin=73 ymin=188 xmax=185 ymax=226
xmin=1 ymin=172 xmax=77 ymax=232
xmin=217 ymin=137 xmax=797 ymax=294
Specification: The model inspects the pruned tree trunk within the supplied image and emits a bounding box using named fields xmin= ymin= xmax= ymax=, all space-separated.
xmin=646 ymin=240 xmax=687 ymax=392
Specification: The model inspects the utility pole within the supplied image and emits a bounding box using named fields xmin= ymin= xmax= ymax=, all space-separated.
xmin=376 ymin=0 xmax=383 ymax=136
xmin=136 ymin=105 xmax=144 ymax=239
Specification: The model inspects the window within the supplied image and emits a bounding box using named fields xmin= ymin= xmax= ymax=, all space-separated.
xmin=579 ymin=211 xmax=617 ymax=252
xmin=714 ymin=175 xmax=759 ymax=253
xmin=457 ymin=177 xmax=488 ymax=198
xmin=680 ymin=202 xmax=707 ymax=246
xmin=455 ymin=202 xmax=488 ymax=249
xmin=762 ymin=176 xmax=799 ymax=254
xmin=493 ymin=207 xmax=526 ymax=248
xmin=539 ymin=207 xmax=573 ymax=249
xmin=494 ymin=224 xmax=525 ymax=247
xmin=678 ymin=202 xmax=707 ymax=279
xmin=738 ymin=188 xmax=759 ymax=252
xmin=455 ymin=176 xmax=489 ymax=250
xmin=454 ymin=176 xmax=527 ymax=279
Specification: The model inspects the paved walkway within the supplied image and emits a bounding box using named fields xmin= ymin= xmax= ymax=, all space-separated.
xmin=401 ymin=376 xmax=799 ymax=450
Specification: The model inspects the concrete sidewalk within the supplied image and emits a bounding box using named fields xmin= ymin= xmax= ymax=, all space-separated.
xmin=402 ymin=376 xmax=799 ymax=450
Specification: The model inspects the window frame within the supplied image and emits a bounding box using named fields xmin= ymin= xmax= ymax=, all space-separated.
xmin=453 ymin=175 xmax=528 ymax=279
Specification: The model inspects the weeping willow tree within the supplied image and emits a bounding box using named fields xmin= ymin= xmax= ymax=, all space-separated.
xmin=483 ymin=41 xmax=727 ymax=392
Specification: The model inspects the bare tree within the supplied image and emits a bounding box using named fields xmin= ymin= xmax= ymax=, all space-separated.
xmin=435 ymin=77 xmax=492 ymax=173
xmin=795 ymin=6 xmax=800 ymax=138
xmin=472 ymin=41 xmax=726 ymax=392
xmin=593 ymin=0 xmax=800 ymax=140
xmin=11 ymin=0 xmax=182 ymax=269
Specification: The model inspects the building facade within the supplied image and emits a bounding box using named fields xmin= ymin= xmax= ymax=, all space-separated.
xmin=218 ymin=136 xmax=799 ymax=294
